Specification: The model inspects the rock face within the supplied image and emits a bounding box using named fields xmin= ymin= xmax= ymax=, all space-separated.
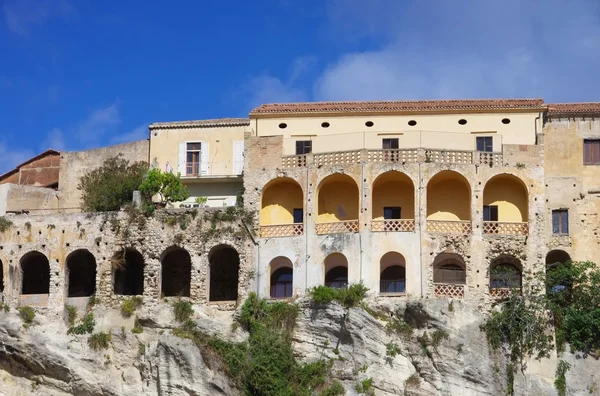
xmin=1 ymin=298 xmax=600 ymax=396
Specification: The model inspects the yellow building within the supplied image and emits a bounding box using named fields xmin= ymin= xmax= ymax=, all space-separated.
xmin=148 ymin=118 xmax=250 ymax=208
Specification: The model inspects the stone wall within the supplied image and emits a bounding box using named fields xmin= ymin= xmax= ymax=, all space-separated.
xmin=0 ymin=183 xmax=59 ymax=215
xmin=58 ymin=140 xmax=150 ymax=213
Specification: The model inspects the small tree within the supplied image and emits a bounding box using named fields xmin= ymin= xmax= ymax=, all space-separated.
xmin=78 ymin=154 xmax=147 ymax=212
xmin=138 ymin=168 xmax=189 ymax=206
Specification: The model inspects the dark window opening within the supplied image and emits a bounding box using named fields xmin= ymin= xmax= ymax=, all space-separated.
xmin=382 ymin=138 xmax=399 ymax=149
xmin=209 ymin=245 xmax=240 ymax=301
xmin=502 ymin=118 xmax=511 ymax=124
xmin=325 ymin=266 xmax=348 ymax=289
xmin=293 ymin=208 xmax=303 ymax=223
xmin=365 ymin=121 xmax=374 ymax=127
xmin=0 ymin=259 xmax=4 ymax=293
xmin=161 ymin=247 xmax=192 ymax=297
xmin=546 ymin=250 xmax=571 ymax=267
xmin=384 ymin=207 xmax=401 ymax=220
xmin=434 ymin=263 xmax=466 ymax=284
xmin=321 ymin=122 xmax=330 ymax=128
xmin=584 ymin=140 xmax=600 ymax=165
xmin=21 ymin=251 xmax=50 ymax=295
xmin=552 ymin=209 xmax=569 ymax=235
xmin=380 ymin=265 xmax=406 ymax=293
xmin=490 ymin=264 xmax=522 ymax=288
xmin=483 ymin=205 xmax=499 ymax=221
xmin=67 ymin=250 xmax=97 ymax=297
xmin=186 ymin=142 xmax=201 ymax=176
xmin=279 ymin=123 xmax=287 ymax=129
xmin=270 ymin=267 xmax=293 ymax=299
xmin=408 ymin=120 xmax=417 ymax=126
xmin=458 ymin=119 xmax=467 ymax=125
xmin=296 ymin=140 xmax=312 ymax=155
xmin=476 ymin=136 xmax=493 ymax=152
xmin=113 ymin=249 xmax=145 ymax=296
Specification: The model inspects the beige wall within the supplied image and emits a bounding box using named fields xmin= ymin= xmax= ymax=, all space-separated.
xmin=253 ymin=112 xmax=542 ymax=155
xmin=0 ymin=184 xmax=59 ymax=215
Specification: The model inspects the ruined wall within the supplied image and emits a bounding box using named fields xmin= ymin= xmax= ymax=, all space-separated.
xmin=0 ymin=184 xmax=59 ymax=215
xmin=58 ymin=140 xmax=150 ymax=213
xmin=0 ymin=207 xmax=255 ymax=311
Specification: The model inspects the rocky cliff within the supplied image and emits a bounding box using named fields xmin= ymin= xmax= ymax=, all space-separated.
xmin=0 ymin=298 xmax=598 ymax=396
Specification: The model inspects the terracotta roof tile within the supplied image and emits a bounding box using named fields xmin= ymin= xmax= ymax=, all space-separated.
xmin=250 ymin=98 xmax=545 ymax=116
xmin=149 ymin=118 xmax=250 ymax=129
xmin=547 ymin=102 xmax=600 ymax=117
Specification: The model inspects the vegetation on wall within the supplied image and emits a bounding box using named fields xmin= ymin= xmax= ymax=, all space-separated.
xmin=0 ymin=216 xmax=13 ymax=232
xmin=78 ymin=154 xmax=147 ymax=212
xmin=309 ymin=284 xmax=368 ymax=308
xmin=138 ymin=168 xmax=189 ymax=207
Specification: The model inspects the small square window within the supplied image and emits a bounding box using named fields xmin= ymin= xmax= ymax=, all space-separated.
xmin=483 ymin=205 xmax=498 ymax=221
xmin=295 ymin=140 xmax=312 ymax=155
xmin=293 ymin=208 xmax=303 ymax=223
xmin=583 ymin=140 xmax=600 ymax=165
xmin=552 ymin=210 xmax=569 ymax=235
xmin=382 ymin=138 xmax=399 ymax=149
xmin=476 ymin=136 xmax=493 ymax=152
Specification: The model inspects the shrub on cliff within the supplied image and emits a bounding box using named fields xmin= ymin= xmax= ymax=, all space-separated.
xmin=138 ymin=168 xmax=189 ymax=206
xmin=78 ymin=154 xmax=147 ymax=212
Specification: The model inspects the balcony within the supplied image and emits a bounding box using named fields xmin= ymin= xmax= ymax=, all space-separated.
xmin=489 ymin=287 xmax=521 ymax=299
xmin=316 ymin=220 xmax=359 ymax=235
xmin=371 ymin=219 xmax=415 ymax=232
xmin=427 ymin=220 xmax=472 ymax=234
xmin=260 ymin=223 xmax=304 ymax=238
xmin=182 ymin=161 xmax=243 ymax=179
xmin=483 ymin=221 xmax=528 ymax=235
xmin=434 ymin=283 xmax=465 ymax=298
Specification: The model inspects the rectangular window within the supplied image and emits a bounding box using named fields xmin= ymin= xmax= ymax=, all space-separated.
xmin=583 ymin=139 xmax=600 ymax=165
xmin=293 ymin=208 xmax=303 ymax=224
xmin=382 ymin=138 xmax=399 ymax=149
xmin=186 ymin=142 xmax=201 ymax=175
xmin=295 ymin=140 xmax=312 ymax=155
xmin=384 ymin=207 xmax=401 ymax=219
xmin=483 ymin=205 xmax=498 ymax=221
xmin=552 ymin=210 xmax=569 ymax=235
xmin=476 ymin=136 xmax=493 ymax=152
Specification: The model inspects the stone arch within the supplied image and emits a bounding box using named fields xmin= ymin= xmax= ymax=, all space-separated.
xmin=380 ymin=251 xmax=406 ymax=293
xmin=433 ymin=253 xmax=466 ymax=284
xmin=208 ymin=244 xmax=240 ymax=302
xmin=490 ymin=255 xmax=522 ymax=288
xmin=324 ymin=253 xmax=348 ymax=289
xmin=317 ymin=174 xmax=359 ymax=223
xmin=113 ymin=248 xmax=145 ymax=296
xmin=161 ymin=246 xmax=192 ymax=297
xmin=483 ymin=174 xmax=528 ymax=222
xmin=260 ymin=178 xmax=304 ymax=226
xmin=269 ymin=256 xmax=293 ymax=299
xmin=546 ymin=250 xmax=571 ymax=267
xmin=426 ymin=171 xmax=471 ymax=220
xmin=372 ymin=171 xmax=415 ymax=221
xmin=66 ymin=249 xmax=97 ymax=297
xmin=21 ymin=251 xmax=50 ymax=295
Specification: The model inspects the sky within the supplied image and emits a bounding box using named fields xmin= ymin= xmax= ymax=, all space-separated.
xmin=0 ymin=0 xmax=599 ymax=174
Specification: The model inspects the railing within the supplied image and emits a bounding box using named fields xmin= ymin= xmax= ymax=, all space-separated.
xmin=270 ymin=283 xmax=293 ymax=299
xmin=425 ymin=150 xmax=473 ymax=164
xmin=427 ymin=220 xmax=472 ymax=234
xmin=478 ymin=152 xmax=503 ymax=167
xmin=483 ymin=221 xmax=528 ymax=235
xmin=325 ymin=281 xmax=348 ymax=289
xmin=371 ymin=219 xmax=415 ymax=232
xmin=434 ymin=283 xmax=465 ymax=298
xmin=183 ymin=161 xmax=242 ymax=176
xmin=489 ymin=287 xmax=521 ymax=299
xmin=281 ymin=154 xmax=307 ymax=168
xmin=380 ymin=280 xmax=406 ymax=294
xmin=186 ymin=161 xmax=201 ymax=175
xmin=367 ymin=149 xmax=419 ymax=163
xmin=260 ymin=223 xmax=304 ymax=238
xmin=314 ymin=151 xmax=361 ymax=166
xmin=315 ymin=220 xmax=359 ymax=235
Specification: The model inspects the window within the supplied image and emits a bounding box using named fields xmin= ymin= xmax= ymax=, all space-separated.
xmin=186 ymin=142 xmax=201 ymax=175
xmin=293 ymin=208 xmax=303 ymax=224
xmin=552 ymin=210 xmax=569 ymax=235
xmin=296 ymin=140 xmax=312 ymax=155
xmin=384 ymin=207 xmax=401 ymax=220
xmin=483 ymin=205 xmax=498 ymax=221
xmin=382 ymin=138 xmax=399 ymax=149
xmin=476 ymin=136 xmax=493 ymax=152
xmin=583 ymin=140 xmax=600 ymax=165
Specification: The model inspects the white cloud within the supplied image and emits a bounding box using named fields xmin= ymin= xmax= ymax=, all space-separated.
xmin=45 ymin=127 xmax=66 ymax=151
xmin=2 ymin=0 xmax=74 ymax=37
xmin=75 ymin=103 xmax=121 ymax=143
xmin=110 ymin=124 xmax=149 ymax=145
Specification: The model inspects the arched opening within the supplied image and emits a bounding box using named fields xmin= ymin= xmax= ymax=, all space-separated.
xmin=21 ymin=251 xmax=50 ymax=295
xmin=546 ymin=250 xmax=571 ymax=267
xmin=317 ymin=174 xmax=359 ymax=223
xmin=113 ymin=249 xmax=145 ymax=296
xmin=269 ymin=256 xmax=293 ymax=299
xmin=433 ymin=253 xmax=466 ymax=298
xmin=324 ymin=253 xmax=348 ymax=289
xmin=260 ymin=178 xmax=303 ymax=226
xmin=482 ymin=174 xmax=528 ymax=226
xmin=380 ymin=252 xmax=406 ymax=293
xmin=490 ymin=256 xmax=522 ymax=295
xmin=66 ymin=249 xmax=97 ymax=297
xmin=161 ymin=246 xmax=192 ymax=297
xmin=209 ymin=245 xmax=240 ymax=301
xmin=372 ymin=171 xmax=415 ymax=231
xmin=427 ymin=171 xmax=471 ymax=221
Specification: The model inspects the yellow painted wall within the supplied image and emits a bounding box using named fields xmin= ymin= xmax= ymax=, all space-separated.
xmin=372 ymin=172 xmax=414 ymax=220
xmin=317 ymin=174 xmax=359 ymax=222
xmin=483 ymin=175 xmax=528 ymax=221
xmin=426 ymin=172 xmax=471 ymax=220
xmin=260 ymin=179 xmax=303 ymax=225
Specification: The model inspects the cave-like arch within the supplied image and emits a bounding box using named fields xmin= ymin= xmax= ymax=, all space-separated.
xmin=66 ymin=249 xmax=97 ymax=297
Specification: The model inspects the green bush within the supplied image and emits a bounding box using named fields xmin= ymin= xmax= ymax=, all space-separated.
xmin=138 ymin=168 xmax=189 ymax=206
xmin=18 ymin=306 xmax=35 ymax=327
xmin=78 ymin=154 xmax=147 ymax=212
xmin=0 ymin=217 xmax=13 ymax=232
xmin=309 ymin=286 xmax=337 ymax=305
xmin=132 ymin=318 xmax=143 ymax=334
xmin=386 ymin=342 xmax=401 ymax=358
xmin=309 ymin=283 xmax=369 ymax=309
xmin=355 ymin=377 xmax=374 ymax=395
xmin=431 ymin=329 xmax=450 ymax=348
xmin=68 ymin=313 xmax=95 ymax=335
xmin=555 ymin=359 xmax=571 ymax=396
xmin=173 ymin=299 xmax=194 ymax=323
xmin=385 ymin=316 xmax=414 ymax=341
xmin=88 ymin=332 xmax=111 ymax=350
xmin=65 ymin=305 xmax=77 ymax=326
xmin=86 ymin=295 xmax=97 ymax=310
xmin=121 ymin=296 xmax=143 ymax=318
xmin=320 ymin=381 xmax=345 ymax=396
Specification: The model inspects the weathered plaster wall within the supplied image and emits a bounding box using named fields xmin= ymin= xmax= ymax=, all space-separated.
xmin=58 ymin=140 xmax=150 ymax=213
xmin=0 ymin=184 xmax=59 ymax=215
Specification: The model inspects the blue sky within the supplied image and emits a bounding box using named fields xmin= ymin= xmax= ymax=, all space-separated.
xmin=1 ymin=0 xmax=599 ymax=174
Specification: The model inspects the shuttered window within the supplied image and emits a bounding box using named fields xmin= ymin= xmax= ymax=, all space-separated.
xmin=583 ymin=139 xmax=600 ymax=165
